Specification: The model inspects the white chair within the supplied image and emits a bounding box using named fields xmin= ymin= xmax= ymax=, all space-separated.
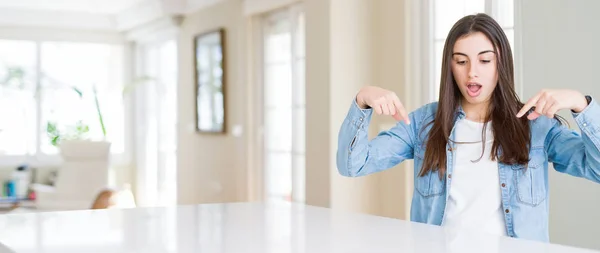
xmin=32 ymin=140 xmax=112 ymax=211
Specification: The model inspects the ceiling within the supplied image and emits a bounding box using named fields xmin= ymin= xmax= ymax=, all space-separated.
xmin=0 ymin=0 xmax=147 ymax=14
xmin=0 ymin=0 xmax=222 ymax=32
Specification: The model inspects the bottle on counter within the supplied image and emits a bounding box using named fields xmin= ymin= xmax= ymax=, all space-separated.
xmin=12 ymin=165 xmax=31 ymax=199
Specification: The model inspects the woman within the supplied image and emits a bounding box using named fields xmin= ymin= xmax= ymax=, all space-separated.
xmin=336 ymin=13 xmax=600 ymax=242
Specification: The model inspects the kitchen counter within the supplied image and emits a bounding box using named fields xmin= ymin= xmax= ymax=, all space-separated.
xmin=0 ymin=201 xmax=596 ymax=253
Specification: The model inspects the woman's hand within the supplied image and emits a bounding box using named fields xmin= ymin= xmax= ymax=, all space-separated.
xmin=516 ymin=89 xmax=588 ymax=120
xmin=356 ymin=86 xmax=410 ymax=124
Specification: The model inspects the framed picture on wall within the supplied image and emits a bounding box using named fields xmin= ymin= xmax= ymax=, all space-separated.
xmin=194 ymin=28 xmax=226 ymax=134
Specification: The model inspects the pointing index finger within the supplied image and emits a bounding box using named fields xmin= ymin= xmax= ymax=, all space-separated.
xmin=392 ymin=97 xmax=410 ymax=124
xmin=517 ymin=93 xmax=540 ymax=118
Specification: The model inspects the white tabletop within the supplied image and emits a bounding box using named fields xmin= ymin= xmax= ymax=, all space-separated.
xmin=0 ymin=201 xmax=596 ymax=253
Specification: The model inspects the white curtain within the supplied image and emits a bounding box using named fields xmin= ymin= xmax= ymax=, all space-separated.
xmin=133 ymin=39 xmax=178 ymax=207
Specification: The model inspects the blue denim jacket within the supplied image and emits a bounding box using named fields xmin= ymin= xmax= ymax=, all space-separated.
xmin=336 ymin=97 xmax=600 ymax=242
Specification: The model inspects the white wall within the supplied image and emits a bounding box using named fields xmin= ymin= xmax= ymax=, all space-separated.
xmin=519 ymin=0 xmax=600 ymax=250
xmin=171 ymin=0 xmax=423 ymax=222
xmin=372 ymin=0 xmax=412 ymax=220
xmin=305 ymin=0 xmax=411 ymax=219
xmin=177 ymin=0 xmax=248 ymax=204
xmin=329 ymin=0 xmax=381 ymax=215
xmin=304 ymin=0 xmax=332 ymax=208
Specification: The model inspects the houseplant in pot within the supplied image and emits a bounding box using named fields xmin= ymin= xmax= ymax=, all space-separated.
xmin=37 ymin=84 xmax=112 ymax=210
xmin=45 ymin=84 xmax=112 ymax=156
xmin=40 ymin=77 xmax=152 ymax=210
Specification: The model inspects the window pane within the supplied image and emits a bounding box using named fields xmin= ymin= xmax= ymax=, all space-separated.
xmin=263 ymin=8 xmax=305 ymax=204
xmin=293 ymin=58 xmax=305 ymax=106
xmin=434 ymin=0 xmax=466 ymax=39
xmin=0 ymin=90 xmax=36 ymax=155
xmin=0 ymin=40 xmax=37 ymax=155
xmin=463 ymin=0 xmax=485 ymax=16
xmin=292 ymin=154 xmax=305 ymax=203
xmin=292 ymin=108 xmax=305 ymax=153
xmin=435 ymin=0 xmax=486 ymax=39
xmin=39 ymin=42 xmax=124 ymax=154
xmin=504 ymin=28 xmax=514 ymax=56
xmin=434 ymin=40 xmax=445 ymax=101
xmin=265 ymin=108 xmax=292 ymax=152
xmin=294 ymin=12 xmax=305 ymax=58
xmin=496 ymin=0 xmax=514 ymax=27
xmin=264 ymin=64 xmax=292 ymax=107
xmin=264 ymin=20 xmax=291 ymax=64
xmin=265 ymin=152 xmax=292 ymax=200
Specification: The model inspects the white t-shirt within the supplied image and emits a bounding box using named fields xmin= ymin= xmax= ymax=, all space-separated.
xmin=442 ymin=118 xmax=508 ymax=237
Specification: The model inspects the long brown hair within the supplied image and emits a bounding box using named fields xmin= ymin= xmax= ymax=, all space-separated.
xmin=420 ymin=13 xmax=531 ymax=179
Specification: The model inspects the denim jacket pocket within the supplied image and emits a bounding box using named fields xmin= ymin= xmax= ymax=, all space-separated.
xmin=414 ymin=145 xmax=445 ymax=197
xmin=511 ymin=149 xmax=547 ymax=206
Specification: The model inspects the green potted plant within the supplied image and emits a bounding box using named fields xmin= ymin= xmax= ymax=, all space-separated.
xmin=45 ymin=84 xmax=106 ymax=148
xmin=2 ymin=65 xmax=154 ymax=146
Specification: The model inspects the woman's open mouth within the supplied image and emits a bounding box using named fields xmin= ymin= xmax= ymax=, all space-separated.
xmin=467 ymin=82 xmax=482 ymax=97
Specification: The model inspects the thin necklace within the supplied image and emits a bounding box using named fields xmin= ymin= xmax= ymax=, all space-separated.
xmin=448 ymin=139 xmax=486 ymax=163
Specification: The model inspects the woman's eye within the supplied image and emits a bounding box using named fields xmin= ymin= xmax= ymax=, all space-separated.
xmin=481 ymin=60 xmax=491 ymax=63
xmin=456 ymin=61 xmax=466 ymax=65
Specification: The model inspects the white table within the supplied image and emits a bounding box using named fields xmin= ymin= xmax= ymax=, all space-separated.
xmin=0 ymin=201 xmax=596 ymax=253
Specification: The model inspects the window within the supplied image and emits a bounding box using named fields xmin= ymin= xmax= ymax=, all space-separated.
xmin=0 ymin=40 xmax=37 ymax=157
xmin=262 ymin=5 xmax=305 ymax=203
xmin=0 ymin=40 xmax=125 ymax=165
xmin=40 ymin=42 xmax=125 ymax=155
xmin=430 ymin=0 xmax=515 ymax=101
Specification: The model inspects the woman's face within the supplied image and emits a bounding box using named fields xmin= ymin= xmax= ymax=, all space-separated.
xmin=451 ymin=32 xmax=499 ymax=106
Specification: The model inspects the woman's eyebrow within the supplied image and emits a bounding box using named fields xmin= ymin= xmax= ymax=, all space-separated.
xmin=452 ymin=50 xmax=495 ymax=56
